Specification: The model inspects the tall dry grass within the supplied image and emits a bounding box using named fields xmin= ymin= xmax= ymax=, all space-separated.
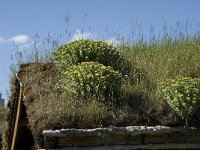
xmin=7 ymin=22 xmax=200 ymax=136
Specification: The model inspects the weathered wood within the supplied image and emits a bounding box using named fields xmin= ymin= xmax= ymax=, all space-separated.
xmin=42 ymin=126 xmax=200 ymax=149
xmin=44 ymin=135 xmax=143 ymax=148
xmin=41 ymin=143 xmax=200 ymax=150
xmin=11 ymin=74 xmax=23 ymax=150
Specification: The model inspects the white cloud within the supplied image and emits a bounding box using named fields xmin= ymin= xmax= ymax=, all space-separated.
xmin=71 ymin=29 xmax=92 ymax=41
xmin=8 ymin=34 xmax=29 ymax=44
xmin=104 ymin=37 xmax=120 ymax=46
xmin=0 ymin=34 xmax=30 ymax=45
xmin=0 ymin=37 xmax=3 ymax=42
xmin=69 ymin=30 xmax=121 ymax=47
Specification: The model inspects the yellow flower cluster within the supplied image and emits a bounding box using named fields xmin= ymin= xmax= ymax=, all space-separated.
xmin=53 ymin=39 xmax=120 ymax=70
xmin=159 ymin=77 xmax=200 ymax=119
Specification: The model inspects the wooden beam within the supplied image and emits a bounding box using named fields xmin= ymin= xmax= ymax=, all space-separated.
xmin=10 ymin=76 xmax=23 ymax=150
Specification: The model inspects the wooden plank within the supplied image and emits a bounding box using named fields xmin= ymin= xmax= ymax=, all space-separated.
xmin=11 ymin=76 xmax=23 ymax=150
xmin=144 ymin=133 xmax=182 ymax=144
xmin=44 ymin=134 xmax=144 ymax=148
xmin=144 ymin=132 xmax=200 ymax=144
xmin=42 ymin=143 xmax=200 ymax=150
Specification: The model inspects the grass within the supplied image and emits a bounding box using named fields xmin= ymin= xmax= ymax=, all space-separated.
xmin=18 ymin=63 xmax=131 ymax=139
xmin=6 ymin=23 xmax=200 ymax=143
xmin=120 ymin=36 xmax=200 ymax=103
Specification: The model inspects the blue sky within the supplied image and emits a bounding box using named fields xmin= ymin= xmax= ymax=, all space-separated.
xmin=0 ymin=0 xmax=200 ymax=104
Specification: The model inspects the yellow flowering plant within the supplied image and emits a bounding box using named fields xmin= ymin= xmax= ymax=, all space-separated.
xmin=159 ymin=77 xmax=200 ymax=125
xmin=63 ymin=62 xmax=122 ymax=102
xmin=53 ymin=39 xmax=121 ymax=70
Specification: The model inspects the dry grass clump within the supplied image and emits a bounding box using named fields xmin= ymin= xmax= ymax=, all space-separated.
xmin=120 ymin=37 xmax=200 ymax=103
xmin=16 ymin=36 xmax=200 ymax=135
xmin=119 ymin=36 xmax=200 ymax=127
xmin=5 ymin=25 xmax=200 ymax=147
xmin=13 ymin=62 xmax=171 ymax=143
xmin=19 ymin=63 xmax=128 ymax=139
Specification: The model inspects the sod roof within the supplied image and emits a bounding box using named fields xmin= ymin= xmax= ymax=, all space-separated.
xmin=6 ymin=62 xmax=199 ymax=148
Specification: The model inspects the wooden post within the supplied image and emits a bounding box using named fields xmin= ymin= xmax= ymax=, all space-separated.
xmin=10 ymin=77 xmax=23 ymax=150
